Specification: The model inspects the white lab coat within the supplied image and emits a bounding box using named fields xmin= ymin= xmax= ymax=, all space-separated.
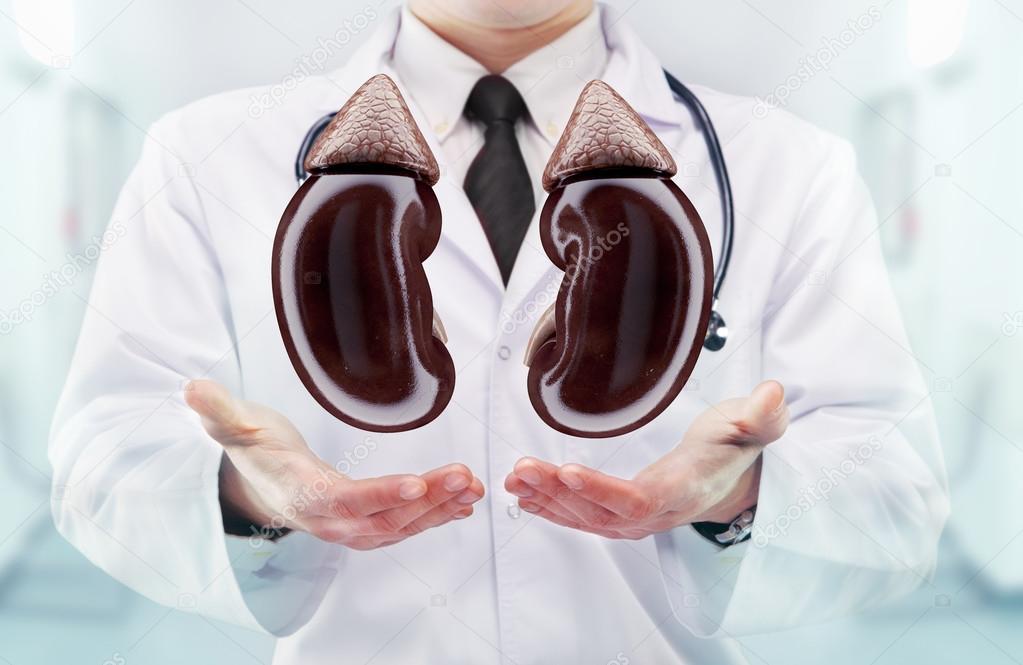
xmin=48 ymin=8 xmax=949 ymax=664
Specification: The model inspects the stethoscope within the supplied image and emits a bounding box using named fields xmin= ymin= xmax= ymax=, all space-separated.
xmin=294 ymin=69 xmax=734 ymax=352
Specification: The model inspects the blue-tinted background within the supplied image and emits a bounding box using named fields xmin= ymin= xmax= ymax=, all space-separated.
xmin=1 ymin=1 xmax=1021 ymax=663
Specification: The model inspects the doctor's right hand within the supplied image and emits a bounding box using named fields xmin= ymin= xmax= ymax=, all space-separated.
xmin=184 ymin=380 xmax=484 ymax=550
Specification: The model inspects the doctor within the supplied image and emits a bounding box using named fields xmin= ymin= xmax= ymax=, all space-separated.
xmin=49 ymin=1 xmax=949 ymax=663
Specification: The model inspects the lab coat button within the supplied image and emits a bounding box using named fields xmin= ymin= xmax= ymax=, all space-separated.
xmin=498 ymin=345 xmax=511 ymax=360
xmin=506 ymin=502 xmax=521 ymax=519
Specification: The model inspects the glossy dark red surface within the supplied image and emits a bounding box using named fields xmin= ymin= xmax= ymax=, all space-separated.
xmin=526 ymin=173 xmax=713 ymax=438
xmin=272 ymin=167 xmax=454 ymax=432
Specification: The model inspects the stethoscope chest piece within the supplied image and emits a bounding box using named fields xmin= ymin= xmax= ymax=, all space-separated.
xmin=703 ymin=308 xmax=728 ymax=352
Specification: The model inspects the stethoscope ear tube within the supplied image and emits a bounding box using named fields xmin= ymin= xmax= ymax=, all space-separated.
xmin=662 ymin=70 xmax=734 ymax=352
xmin=295 ymin=112 xmax=338 ymax=183
xmin=294 ymin=71 xmax=735 ymax=351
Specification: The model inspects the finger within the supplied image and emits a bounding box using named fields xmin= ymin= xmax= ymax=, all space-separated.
xmin=518 ymin=500 xmax=622 ymax=539
xmin=739 ymin=380 xmax=789 ymax=444
xmin=507 ymin=463 xmax=619 ymax=528
xmin=509 ymin=458 xmax=568 ymax=498
xmin=344 ymin=534 xmax=405 ymax=551
xmin=399 ymin=497 xmax=475 ymax=536
xmin=556 ymin=464 xmax=656 ymax=521
xmin=519 ymin=458 xmax=628 ymax=527
xmin=300 ymin=514 xmax=412 ymax=547
xmin=327 ymin=473 xmax=429 ymax=518
xmin=508 ymin=458 xmax=578 ymax=511
xmin=315 ymin=493 xmax=477 ymax=542
xmin=184 ymin=379 xmax=251 ymax=441
xmin=366 ymin=467 xmax=482 ymax=533
xmin=506 ymin=462 xmax=570 ymax=502
xmin=505 ymin=474 xmax=590 ymax=525
xmin=377 ymin=463 xmax=477 ymax=518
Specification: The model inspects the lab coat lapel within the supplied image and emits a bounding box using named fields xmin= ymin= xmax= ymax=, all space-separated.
xmin=501 ymin=208 xmax=559 ymax=322
xmin=600 ymin=8 xmax=686 ymax=128
xmin=598 ymin=10 xmax=725 ymax=265
xmin=312 ymin=11 xmax=399 ymax=113
xmin=430 ymin=165 xmax=506 ymax=291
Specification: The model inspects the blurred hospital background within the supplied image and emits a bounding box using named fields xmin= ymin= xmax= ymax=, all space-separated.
xmin=1 ymin=0 xmax=1021 ymax=663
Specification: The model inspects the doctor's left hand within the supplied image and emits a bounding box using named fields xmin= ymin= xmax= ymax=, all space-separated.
xmin=185 ymin=380 xmax=485 ymax=550
xmin=504 ymin=381 xmax=789 ymax=540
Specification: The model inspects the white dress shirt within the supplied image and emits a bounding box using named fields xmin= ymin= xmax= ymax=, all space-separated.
xmin=392 ymin=6 xmax=609 ymax=202
xmin=49 ymin=5 xmax=949 ymax=664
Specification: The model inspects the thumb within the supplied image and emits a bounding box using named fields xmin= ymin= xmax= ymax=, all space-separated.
xmin=741 ymin=380 xmax=789 ymax=444
xmin=184 ymin=379 xmax=252 ymax=442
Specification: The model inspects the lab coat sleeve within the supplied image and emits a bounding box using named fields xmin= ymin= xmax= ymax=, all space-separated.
xmin=48 ymin=119 xmax=341 ymax=635
xmin=654 ymin=138 xmax=950 ymax=637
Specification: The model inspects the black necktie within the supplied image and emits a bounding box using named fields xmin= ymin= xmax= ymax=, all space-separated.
xmin=463 ymin=75 xmax=536 ymax=285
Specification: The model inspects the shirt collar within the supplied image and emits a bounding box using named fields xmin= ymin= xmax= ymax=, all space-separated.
xmin=322 ymin=4 xmax=687 ymax=140
xmin=390 ymin=5 xmax=609 ymax=145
